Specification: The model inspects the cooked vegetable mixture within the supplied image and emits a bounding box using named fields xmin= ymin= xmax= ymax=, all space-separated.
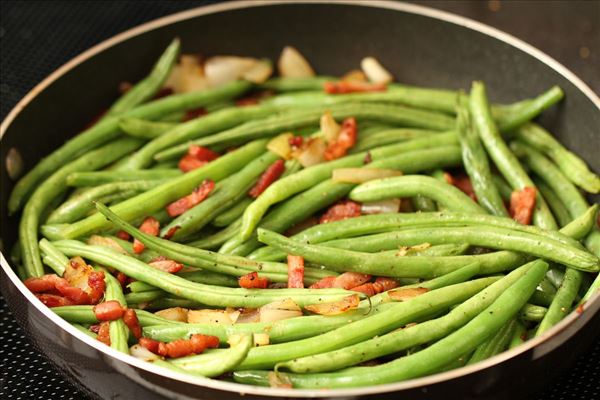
xmin=8 ymin=39 xmax=600 ymax=389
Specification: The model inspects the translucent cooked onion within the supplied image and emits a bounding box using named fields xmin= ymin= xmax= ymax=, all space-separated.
xmin=187 ymin=309 xmax=235 ymax=324
xmin=63 ymin=256 xmax=94 ymax=290
xmin=176 ymin=55 xmax=209 ymax=93
xmin=320 ymin=111 xmax=341 ymax=143
xmin=204 ymin=56 xmax=257 ymax=87
xmin=278 ymin=46 xmax=315 ymax=78
xmin=304 ymin=295 xmax=360 ymax=315
xmin=388 ymin=287 xmax=430 ymax=301
xmin=341 ymin=69 xmax=368 ymax=82
xmin=253 ymin=333 xmax=270 ymax=346
xmin=296 ymin=137 xmax=326 ymax=167
xmin=267 ymin=133 xmax=294 ymax=159
xmin=361 ymin=57 xmax=393 ymax=84
xmin=259 ymin=298 xmax=302 ymax=323
xmin=130 ymin=344 xmax=160 ymax=361
xmin=242 ymin=59 xmax=273 ymax=84
xmin=155 ymin=307 xmax=189 ymax=322
xmin=331 ymin=168 xmax=403 ymax=184
xmin=361 ymin=199 xmax=402 ymax=215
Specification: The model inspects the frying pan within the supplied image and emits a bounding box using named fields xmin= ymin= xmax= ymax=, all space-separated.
xmin=1 ymin=1 xmax=599 ymax=399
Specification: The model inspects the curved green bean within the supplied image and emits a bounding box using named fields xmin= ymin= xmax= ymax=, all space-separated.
xmin=467 ymin=318 xmax=517 ymax=365
xmin=119 ymin=118 xmax=177 ymax=139
xmin=38 ymin=238 xmax=69 ymax=276
xmin=351 ymin=128 xmax=440 ymax=153
xmin=103 ymin=272 xmax=130 ymax=354
xmin=189 ymin=219 xmax=241 ymax=249
xmin=534 ymin=178 xmax=572 ymax=227
xmin=66 ymin=169 xmax=180 ymax=187
xmin=212 ymin=198 xmax=253 ymax=227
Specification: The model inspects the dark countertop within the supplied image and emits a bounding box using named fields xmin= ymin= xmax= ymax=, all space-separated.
xmin=1 ymin=1 xmax=599 ymax=399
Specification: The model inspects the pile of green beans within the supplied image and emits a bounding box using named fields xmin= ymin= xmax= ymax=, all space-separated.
xmin=8 ymin=41 xmax=600 ymax=391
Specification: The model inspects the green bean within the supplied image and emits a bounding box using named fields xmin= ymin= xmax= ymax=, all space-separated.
xmin=534 ymin=178 xmax=572 ymax=228
xmin=119 ymin=118 xmax=177 ymax=140
xmin=467 ymin=318 xmax=517 ymax=365
xmin=492 ymin=174 xmax=513 ymax=200
xmin=105 ymin=39 xmax=180 ymax=117
xmin=508 ymin=320 xmax=527 ymax=349
xmin=125 ymin=290 xmax=167 ymax=304
xmin=235 ymin=277 xmax=500 ymax=370
xmin=189 ymin=219 xmax=242 ymax=249
xmin=259 ymin=77 xmax=335 ymax=92
xmin=378 ymin=243 xmax=470 ymax=258
xmin=410 ymin=195 xmax=437 ymax=212
xmin=38 ymin=238 xmax=69 ymax=276
xmin=470 ymin=82 xmax=557 ymax=230
xmin=402 ymin=261 xmax=481 ymax=290
xmin=516 ymin=123 xmax=600 ymax=193
xmin=42 ymin=139 xmax=267 ymax=241
xmin=53 ymin=240 xmax=354 ymax=308
xmin=162 ymin=152 xmax=280 ymax=240
xmin=529 ymin=277 xmax=557 ymax=307
xmin=492 ymin=86 xmax=564 ymax=132
xmin=52 ymin=305 xmax=183 ymax=326
xmin=580 ymin=274 xmax=600 ymax=305
xmin=9 ymin=80 xmax=251 ymax=214
xmin=129 ymin=270 xmax=239 ymax=292
xmin=351 ymin=128 xmax=440 ymax=153
xmin=20 ymin=137 xmax=143 ymax=278
xmin=519 ymin=303 xmax=547 ymax=322
xmin=213 ymin=198 xmax=253 ymax=227
xmin=170 ymin=333 xmax=253 ymax=377
xmin=559 ymin=204 xmax=598 ymax=240
xmin=462 ymin=92 xmax=508 ymax=216
xmin=279 ymin=262 xmax=530 ymax=373
xmin=315 ymin=226 xmax=596 ymax=271
xmin=47 ymin=181 xmax=161 ymax=224
xmin=103 ymin=272 xmax=130 ymax=354
xmin=66 ymin=169 xmax=180 ymax=187
xmin=349 ymin=175 xmax=486 ymax=214
xmin=234 ymin=260 xmax=547 ymax=387
xmin=156 ymin=102 xmax=455 ymax=161
xmin=536 ymin=267 xmax=583 ymax=336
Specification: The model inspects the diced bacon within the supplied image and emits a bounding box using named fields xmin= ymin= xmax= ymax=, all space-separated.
xmin=166 ymin=180 xmax=215 ymax=217
xmin=373 ymin=276 xmax=399 ymax=292
xmin=139 ymin=337 xmax=161 ymax=354
xmin=24 ymin=274 xmax=63 ymax=293
xmin=87 ymin=271 xmax=106 ymax=304
xmin=309 ymin=276 xmax=337 ymax=289
xmin=388 ymin=287 xmax=430 ymax=301
xmin=123 ymin=308 xmax=142 ymax=339
xmin=287 ymin=255 xmax=305 ymax=289
xmin=116 ymin=230 xmax=131 ymax=241
xmin=96 ymin=321 xmax=111 ymax=346
xmin=444 ymin=172 xmax=477 ymax=201
xmin=153 ymin=87 xmax=174 ymax=99
xmin=320 ymin=200 xmax=362 ymax=224
xmin=239 ymin=272 xmax=269 ymax=289
xmin=133 ymin=217 xmax=160 ymax=254
xmin=182 ymin=107 xmax=208 ymax=122
xmin=249 ymin=159 xmax=286 ymax=198
xmin=162 ymin=226 xmax=180 ymax=240
xmin=235 ymin=97 xmax=259 ymax=106
xmin=116 ymin=272 xmax=129 ymax=289
xmin=54 ymin=280 xmax=92 ymax=305
xmin=333 ymin=272 xmax=372 ymax=290
xmin=26 ymin=270 xmax=105 ymax=306
xmin=324 ymin=117 xmax=358 ymax=161
xmin=350 ymin=283 xmax=378 ymax=297
xmin=288 ymin=136 xmax=303 ymax=149
xmin=351 ymin=277 xmax=399 ymax=296
xmin=93 ymin=300 xmax=125 ymax=321
xmin=323 ymin=81 xmax=387 ymax=94
xmin=148 ymin=258 xmax=184 ymax=274
xmin=510 ymin=187 xmax=537 ymax=225
xmin=36 ymin=294 xmax=75 ymax=307
xmin=305 ymin=295 xmax=360 ymax=315
xmin=188 ymin=145 xmax=219 ymax=162
xmin=156 ymin=334 xmax=219 ymax=358
xmin=178 ymin=154 xmax=208 ymax=172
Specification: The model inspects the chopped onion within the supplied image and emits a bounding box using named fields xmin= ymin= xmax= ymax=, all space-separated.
xmin=130 ymin=344 xmax=160 ymax=361
xmin=332 ymin=168 xmax=403 ymax=184
xmin=259 ymin=298 xmax=302 ymax=323
xmin=341 ymin=69 xmax=368 ymax=82
xmin=278 ymin=46 xmax=315 ymax=78
xmin=63 ymin=256 xmax=94 ymax=290
xmin=236 ymin=308 xmax=260 ymax=324
xmin=204 ymin=56 xmax=257 ymax=87
xmin=155 ymin=307 xmax=189 ymax=322
xmin=361 ymin=57 xmax=393 ymax=84
xmin=225 ymin=307 xmax=241 ymax=323
xmin=388 ymin=287 xmax=430 ymax=301
xmin=177 ymin=55 xmax=209 ymax=93
xmin=187 ymin=309 xmax=235 ymax=324
xmin=296 ymin=137 xmax=326 ymax=167
xmin=305 ymin=295 xmax=360 ymax=315
xmin=6 ymin=147 xmax=23 ymax=180
xmin=361 ymin=199 xmax=402 ymax=215
xmin=320 ymin=111 xmax=341 ymax=143
xmin=267 ymin=132 xmax=294 ymax=159
xmin=242 ymin=59 xmax=273 ymax=84
xmin=253 ymin=333 xmax=270 ymax=346
xmin=87 ymin=235 xmax=129 ymax=255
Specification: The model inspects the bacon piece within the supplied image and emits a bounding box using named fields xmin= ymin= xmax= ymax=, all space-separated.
xmin=116 ymin=230 xmax=131 ymax=241
xmin=178 ymin=145 xmax=219 ymax=172
xmin=148 ymin=257 xmax=184 ymax=274
xmin=123 ymin=308 xmax=142 ymax=339
xmin=288 ymin=136 xmax=303 ymax=149
xmin=444 ymin=172 xmax=477 ymax=201
xmin=182 ymin=107 xmax=208 ymax=122
xmin=24 ymin=274 xmax=63 ymax=293
xmin=166 ymin=179 xmax=215 ymax=217
xmin=235 ymin=97 xmax=259 ymax=106
xmin=333 ymin=272 xmax=372 ymax=290
xmin=162 ymin=226 xmax=180 ymax=240
xmin=133 ymin=217 xmax=160 ymax=254
xmin=510 ymin=187 xmax=537 ymax=225
xmin=309 ymin=276 xmax=337 ymax=289
xmin=116 ymin=272 xmax=129 ymax=289
xmin=153 ymin=87 xmax=174 ymax=99
xmin=351 ymin=277 xmax=399 ymax=296
xmin=54 ymin=280 xmax=92 ymax=305
xmin=139 ymin=337 xmax=161 ymax=354
xmin=178 ymin=154 xmax=208 ymax=172
xmin=287 ymin=255 xmax=305 ymax=289
xmin=96 ymin=321 xmax=111 ymax=346
xmin=305 ymin=295 xmax=360 ymax=315
xmin=324 ymin=117 xmax=358 ymax=161
xmin=239 ymin=272 xmax=269 ymax=289
xmin=388 ymin=287 xmax=430 ymax=301
xmin=249 ymin=160 xmax=286 ymax=198
xmin=36 ymin=294 xmax=75 ymax=307
xmin=320 ymin=200 xmax=362 ymax=224
xmin=93 ymin=300 xmax=125 ymax=321
xmin=323 ymin=81 xmax=387 ymax=94
xmin=87 ymin=271 xmax=106 ymax=304
xmin=157 ymin=334 xmax=219 ymax=358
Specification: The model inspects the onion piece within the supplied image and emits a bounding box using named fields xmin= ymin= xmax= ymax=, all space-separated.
xmin=361 ymin=199 xmax=402 ymax=215
xmin=259 ymin=298 xmax=302 ymax=323
xmin=187 ymin=309 xmax=235 ymax=324
xmin=242 ymin=59 xmax=273 ymax=84
xmin=204 ymin=56 xmax=257 ymax=87
xmin=320 ymin=111 xmax=341 ymax=144
xmin=388 ymin=287 xmax=430 ymax=301
xmin=341 ymin=69 xmax=368 ymax=82
xmin=332 ymin=168 xmax=403 ymax=184
xmin=304 ymin=295 xmax=360 ymax=315
xmin=236 ymin=308 xmax=260 ymax=324
xmin=278 ymin=46 xmax=315 ymax=78
xmin=225 ymin=307 xmax=241 ymax=324
xmin=155 ymin=307 xmax=189 ymax=322
xmin=130 ymin=344 xmax=161 ymax=361
xmin=178 ymin=55 xmax=209 ymax=93
xmin=267 ymin=132 xmax=294 ymax=159
xmin=295 ymin=137 xmax=326 ymax=167
xmin=253 ymin=333 xmax=270 ymax=346
xmin=361 ymin=57 xmax=393 ymax=84
xmin=87 ymin=235 xmax=129 ymax=255
xmin=6 ymin=147 xmax=23 ymax=180
xmin=63 ymin=256 xmax=94 ymax=290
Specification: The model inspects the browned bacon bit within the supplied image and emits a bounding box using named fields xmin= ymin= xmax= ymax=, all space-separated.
xmin=239 ymin=272 xmax=269 ymax=289
xmin=162 ymin=226 xmax=180 ymax=240
xmin=178 ymin=145 xmax=219 ymax=172
xmin=116 ymin=230 xmax=131 ymax=241
xmin=26 ymin=270 xmax=106 ymax=307
xmin=444 ymin=172 xmax=477 ymax=201
xmin=166 ymin=179 xmax=215 ymax=217
xmin=123 ymin=308 xmax=142 ymax=339
xmin=133 ymin=216 xmax=160 ymax=254
xmin=116 ymin=272 xmax=129 ymax=289
xmin=576 ymin=303 xmax=585 ymax=314
xmin=323 ymin=81 xmax=387 ymax=94
xmin=235 ymin=97 xmax=259 ymax=106
xmin=148 ymin=257 xmax=184 ymax=274
xmin=287 ymin=255 xmax=305 ymax=289
xmin=153 ymin=87 xmax=174 ymax=99
xmin=87 ymin=271 xmax=106 ymax=304
xmin=309 ymin=276 xmax=337 ymax=289
xmin=139 ymin=337 xmax=161 ymax=353
xmin=178 ymin=154 xmax=208 ymax=172
xmin=90 ymin=324 xmax=101 ymax=334
xmin=305 ymin=295 xmax=360 ymax=315
xmin=320 ymin=200 xmax=362 ymax=224
xmin=351 ymin=276 xmax=399 ymax=296
xmin=93 ymin=300 xmax=125 ymax=321
xmin=24 ymin=274 xmax=63 ymax=293
xmin=156 ymin=334 xmax=219 ymax=358
xmin=333 ymin=272 xmax=372 ymax=290
xmin=96 ymin=321 xmax=111 ymax=346
xmin=36 ymin=294 xmax=75 ymax=307
xmin=182 ymin=107 xmax=208 ymax=122
xmin=324 ymin=117 xmax=358 ymax=161
xmin=119 ymin=81 xmax=133 ymax=94
xmin=249 ymin=159 xmax=286 ymax=198
xmin=388 ymin=287 xmax=430 ymax=301
xmin=510 ymin=187 xmax=537 ymax=225
xmin=288 ymin=136 xmax=303 ymax=149
xmin=363 ymin=151 xmax=372 ymax=164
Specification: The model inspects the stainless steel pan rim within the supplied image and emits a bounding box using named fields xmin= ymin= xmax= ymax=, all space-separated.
xmin=1 ymin=0 xmax=598 ymax=397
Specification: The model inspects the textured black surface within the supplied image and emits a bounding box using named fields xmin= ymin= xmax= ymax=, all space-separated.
xmin=0 ymin=1 xmax=599 ymax=399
